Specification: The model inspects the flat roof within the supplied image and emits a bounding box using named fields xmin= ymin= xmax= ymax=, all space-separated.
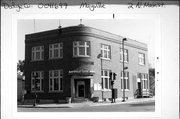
xmin=26 ymin=24 xmax=147 ymax=50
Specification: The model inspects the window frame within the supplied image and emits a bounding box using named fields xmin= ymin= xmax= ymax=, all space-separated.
xmin=31 ymin=46 xmax=44 ymax=61
xmin=138 ymin=53 xmax=145 ymax=65
xmin=49 ymin=43 xmax=63 ymax=59
xmin=141 ymin=74 xmax=148 ymax=90
xmin=73 ymin=41 xmax=90 ymax=57
xmin=101 ymin=44 xmax=111 ymax=60
xmin=31 ymin=71 xmax=44 ymax=92
xmin=101 ymin=70 xmax=111 ymax=91
xmin=121 ymin=71 xmax=130 ymax=91
xmin=49 ymin=69 xmax=63 ymax=92
xmin=120 ymin=48 xmax=128 ymax=63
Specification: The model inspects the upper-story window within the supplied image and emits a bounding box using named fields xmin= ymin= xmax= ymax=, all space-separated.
xmin=120 ymin=48 xmax=128 ymax=62
xmin=73 ymin=41 xmax=90 ymax=57
xmin=138 ymin=53 xmax=145 ymax=65
xmin=101 ymin=44 xmax=111 ymax=59
xmin=49 ymin=43 xmax=63 ymax=59
xmin=32 ymin=46 xmax=44 ymax=61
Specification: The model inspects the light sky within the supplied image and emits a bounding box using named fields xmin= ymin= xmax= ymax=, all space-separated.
xmin=17 ymin=19 xmax=155 ymax=67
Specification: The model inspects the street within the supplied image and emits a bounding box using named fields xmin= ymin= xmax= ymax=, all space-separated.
xmin=18 ymin=101 xmax=155 ymax=112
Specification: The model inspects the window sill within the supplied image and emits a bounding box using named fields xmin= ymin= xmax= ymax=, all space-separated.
xmin=120 ymin=61 xmax=129 ymax=64
xmin=48 ymin=91 xmax=63 ymax=93
xmin=121 ymin=89 xmax=130 ymax=92
xmin=73 ymin=55 xmax=90 ymax=58
xmin=101 ymin=58 xmax=111 ymax=61
xmin=31 ymin=91 xmax=44 ymax=93
xmin=31 ymin=59 xmax=44 ymax=62
xmin=102 ymin=89 xmax=111 ymax=91
xmin=139 ymin=63 xmax=145 ymax=66
xmin=49 ymin=57 xmax=63 ymax=60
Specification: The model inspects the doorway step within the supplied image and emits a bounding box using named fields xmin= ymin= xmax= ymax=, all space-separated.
xmin=72 ymin=98 xmax=90 ymax=103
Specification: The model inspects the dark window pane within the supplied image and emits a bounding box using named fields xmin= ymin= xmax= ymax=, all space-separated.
xmin=104 ymin=51 xmax=108 ymax=58
xmin=121 ymin=79 xmax=123 ymax=89
xmin=54 ymin=78 xmax=59 ymax=90
xmin=127 ymin=79 xmax=129 ymax=89
xmin=105 ymin=78 xmax=108 ymax=89
xmin=87 ymin=47 xmax=90 ymax=56
xmin=50 ymin=50 xmax=52 ymax=58
xmin=54 ymin=70 xmax=58 ymax=77
xmin=41 ymin=79 xmax=44 ymax=90
xmin=79 ymin=47 xmax=85 ymax=55
xmin=60 ymin=49 xmax=63 ymax=57
xmin=124 ymin=80 xmax=126 ymax=89
xmin=36 ymin=52 xmax=40 ymax=59
xmin=60 ymin=78 xmax=63 ymax=90
xmin=79 ymin=41 xmax=85 ymax=45
xmin=74 ymin=47 xmax=77 ymax=55
xmin=101 ymin=78 xmax=103 ymax=89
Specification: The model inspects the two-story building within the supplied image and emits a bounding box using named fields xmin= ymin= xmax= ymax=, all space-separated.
xmin=24 ymin=24 xmax=149 ymax=103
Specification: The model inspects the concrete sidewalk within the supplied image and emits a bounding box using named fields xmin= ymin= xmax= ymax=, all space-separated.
xmin=18 ymin=97 xmax=155 ymax=108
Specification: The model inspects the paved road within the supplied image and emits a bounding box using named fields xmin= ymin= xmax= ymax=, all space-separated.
xmin=18 ymin=101 xmax=155 ymax=112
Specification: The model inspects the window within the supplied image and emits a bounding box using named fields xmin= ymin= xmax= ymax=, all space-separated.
xmin=32 ymin=46 xmax=44 ymax=61
xmin=31 ymin=71 xmax=44 ymax=92
xmin=141 ymin=74 xmax=148 ymax=90
xmin=121 ymin=71 xmax=130 ymax=90
xmin=120 ymin=48 xmax=128 ymax=62
xmin=101 ymin=70 xmax=111 ymax=90
xmin=49 ymin=70 xmax=63 ymax=92
xmin=101 ymin=44 xmax=111 ymax=59
xmin=73 ymin=41 xmax=90 ymax=57
xmin=138 ymin=53 xmax=145 ymax=65
xmin=49 ymin=43 xmax=63 ymax=59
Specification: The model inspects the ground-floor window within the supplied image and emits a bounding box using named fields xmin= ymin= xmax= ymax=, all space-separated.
xmin=121 ymin=71 xmax=130 ymax=90
xmin=31 ymin=71 xmax=44 ymax=92
xmin=141 ymin=74 xmax=148 ymax=90
xmin=101 ymin=70 xmax=111 ymax=90
xmin=49 ymin=70 xmax=63 ymax=92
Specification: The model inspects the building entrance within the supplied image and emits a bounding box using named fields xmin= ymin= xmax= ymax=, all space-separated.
xmin=74 ymin=79 xmax=90 ymax=98
xmin=77 ymin=81 xmax=85 ymax=98
xmin=137 ymin=82 xmax=142 ymax=97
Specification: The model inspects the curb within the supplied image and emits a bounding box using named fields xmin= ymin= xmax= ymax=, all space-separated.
xmin=18 ymin=98 xmax=155 ymax=108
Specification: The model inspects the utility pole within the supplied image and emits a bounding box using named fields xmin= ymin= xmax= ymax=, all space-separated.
xmin=122 ymin=38 xmax=127 ymax=102
xmin=33 ymin=72 xmax=38 ymax=107
xmin=97 ymin=53 xmax=104 ymax=101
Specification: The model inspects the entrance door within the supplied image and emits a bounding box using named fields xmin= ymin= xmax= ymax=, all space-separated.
xmin=137 ymin=82 xmax=142 ymax=96
xmin=77 ymin=81 xmax=85 ymax=98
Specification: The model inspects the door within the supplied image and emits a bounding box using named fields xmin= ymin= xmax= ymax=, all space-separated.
xmin=77 ymin=81 xmax=85 ymax=98
xmin=137 ymin=82 xmax=142 ymax=96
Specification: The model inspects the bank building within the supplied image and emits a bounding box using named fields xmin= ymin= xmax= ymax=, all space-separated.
xmin=24 ymin=24 xmax=149 ymax=103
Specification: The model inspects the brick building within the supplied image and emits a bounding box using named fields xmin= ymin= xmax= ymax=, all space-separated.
xmin=24 ymin=24 xmax=149 ymax=102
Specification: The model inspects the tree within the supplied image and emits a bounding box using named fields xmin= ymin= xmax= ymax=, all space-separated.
xmin=149 ymin=68 xmax=155 ymax=95
xmin=17 ymin=60 xmax=25 ymax=75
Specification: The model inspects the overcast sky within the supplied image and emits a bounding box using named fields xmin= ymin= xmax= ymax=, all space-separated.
xmin=17 ymin=19 xmax=155 ymax=67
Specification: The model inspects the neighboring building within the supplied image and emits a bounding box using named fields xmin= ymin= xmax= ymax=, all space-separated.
xmin=17 ymin=73 xmax=25 ymax=102
xmin=24 ymin=24 xmax=149 ymax=102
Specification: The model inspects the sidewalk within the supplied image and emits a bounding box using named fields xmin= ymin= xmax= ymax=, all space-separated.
xmin=18 ymin=97 xmax=155 ymax=108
